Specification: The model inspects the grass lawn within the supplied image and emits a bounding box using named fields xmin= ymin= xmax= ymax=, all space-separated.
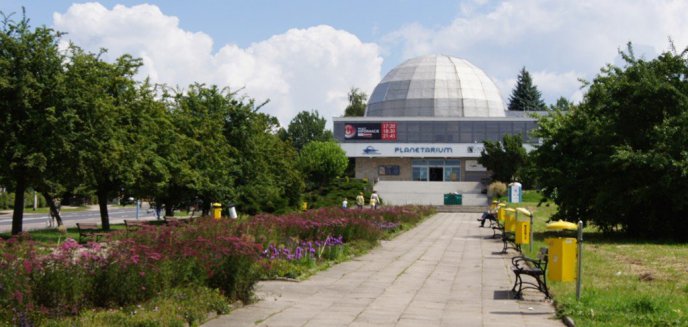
xmin=513 ymin=191 xmax=688 ymax=326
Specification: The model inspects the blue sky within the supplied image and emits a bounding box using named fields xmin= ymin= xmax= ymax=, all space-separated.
xmin=3 ymin=1 xmax=687 ymax=126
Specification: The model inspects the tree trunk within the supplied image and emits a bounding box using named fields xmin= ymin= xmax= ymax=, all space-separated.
xmin=11 ymin=176 xmax=26 ymax=235
xmin=43 ymin=192 xmax=64 ymax=227
xmin=165 ymin=204 xmax=174 ymax=217
xmin=97 ymin=188 xmax=110 ymax=231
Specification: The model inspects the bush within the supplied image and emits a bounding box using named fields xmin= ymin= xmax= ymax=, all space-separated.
xmin=487 ymin=182 xmax=507 ymax=199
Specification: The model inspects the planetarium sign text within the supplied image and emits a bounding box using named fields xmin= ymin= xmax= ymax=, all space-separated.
xmin=338 ymin=143 xmax=484 ymax=158
xmin=394 ymin=146 xmax=453 ymax=154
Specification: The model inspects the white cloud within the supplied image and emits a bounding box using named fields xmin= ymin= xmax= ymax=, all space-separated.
xmin=384 ymin=0 xmax=688 ymax=104
xmin=53 ymin=3 xmax=382 ymax=127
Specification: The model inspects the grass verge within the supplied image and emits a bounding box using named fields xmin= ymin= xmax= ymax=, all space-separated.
xmin=513 ymin=194 xmax=688 ymax=326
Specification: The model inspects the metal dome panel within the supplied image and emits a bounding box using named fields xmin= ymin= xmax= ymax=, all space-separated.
xmin=366 ymin=55 xmax=506 ymax=118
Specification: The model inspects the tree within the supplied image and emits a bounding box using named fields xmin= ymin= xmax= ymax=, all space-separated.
xmin=283 ymin=110 xmax=333 ymax=151
xmin=478 ymin=134 xmax=528 ymax=184
xmin=63 ymin=48 xmax=145 ymax=230
xmin=156 ymin=84 xmax=237 ymax=216
xmin=0 ymin=12 xmax=66 ymax=234
xmin=344 ymin=87 xmax=367 ymax=117
xmin=222 ymin=95 xmax=303 ymax=214
xmin=549 ymin=96 xmax=573 ymax=111
xmin=298 ymin=141 xmax=348 ymax=189
xmin=533 ymin=44 xmax=688 ymax=240
xmin=508 ymin=67 xmax=546 ymax=111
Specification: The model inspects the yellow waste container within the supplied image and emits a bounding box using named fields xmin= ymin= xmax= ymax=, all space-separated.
xmin=545 ymin=220 xmax=578 ymax=282
xmin=515 ymin=207 xmax=532 ymax=245
xmin=301 ymin=202 xmax=308 ymax=211
xmin=504 ymin=208 xmax=516 ymax=233
xmin=497 ymin=203 xmax=507 ymax=223
xmin=212 ymin=203 xmax=222 ymax=220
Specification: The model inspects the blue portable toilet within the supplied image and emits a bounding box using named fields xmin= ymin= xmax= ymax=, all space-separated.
xmin=508 ymin=182 xmax=522 ymax=203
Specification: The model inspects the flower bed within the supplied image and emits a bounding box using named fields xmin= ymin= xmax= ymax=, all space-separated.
xmin=0 ymin=205 xmax=434 ymax=325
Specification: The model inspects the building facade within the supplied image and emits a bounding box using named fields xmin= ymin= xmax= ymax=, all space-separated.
xmin=334 ymin=55 xmax=540 ymax=183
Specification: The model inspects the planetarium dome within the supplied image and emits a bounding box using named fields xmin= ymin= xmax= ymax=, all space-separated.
xmin=365 ymin=55 xmax=506 ymax=118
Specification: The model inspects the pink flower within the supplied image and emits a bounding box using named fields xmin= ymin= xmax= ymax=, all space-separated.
xmin=23 ymin=260 xmax=33 ymax=274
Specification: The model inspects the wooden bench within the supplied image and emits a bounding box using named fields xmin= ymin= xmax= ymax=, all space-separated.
xmin=511 ymin=247 xmax=550 ymax=299
xmin=124 ymin=219 xmax=147 ymax=232
xmin=76 ymin=223 xmax=107 ymax=243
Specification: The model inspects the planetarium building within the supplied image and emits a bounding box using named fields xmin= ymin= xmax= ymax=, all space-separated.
xmin=334 ymin=55 xmax=539 ymax=186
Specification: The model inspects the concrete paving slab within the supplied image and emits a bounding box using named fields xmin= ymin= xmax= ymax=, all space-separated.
xmin=203 ymin=213 xmax=562 ymax=326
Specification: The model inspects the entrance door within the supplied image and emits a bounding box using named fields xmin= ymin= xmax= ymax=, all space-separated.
xmin=429 ymin=167 xmax=444 ymax=182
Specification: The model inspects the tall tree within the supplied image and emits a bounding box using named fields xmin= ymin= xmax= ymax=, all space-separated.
xmin=283 ymin=110 xmax=333 ymax=151
xmin=0 ymin=12 xmax=66 ymax=234
xmin=344 ymin=87 xmax=367 ymax=117
xmin=478 ymin=134 xmax=528 ymax=183
xmin=224 ymin=97 xmax=303 ymax=214
xmin=508 ymin=67 xmax=546 ymax=111
xmin=63 ymin=48 xmax=144 ymax=230
xmin=157 ymin=84 xmax=237 ymax=216
xmin=533 ymin=44 xmax=688 ymax=240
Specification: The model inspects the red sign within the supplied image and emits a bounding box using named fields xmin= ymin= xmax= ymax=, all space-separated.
xmin=381 ymin=122 xmax=397 ymax=140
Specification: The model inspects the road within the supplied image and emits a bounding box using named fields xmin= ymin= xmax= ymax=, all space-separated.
xmin=0 ymin=205 xmax=159 ymax=233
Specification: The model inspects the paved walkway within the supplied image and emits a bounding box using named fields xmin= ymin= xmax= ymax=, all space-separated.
xmin=204 ymin=213 xmax=561 ymax=327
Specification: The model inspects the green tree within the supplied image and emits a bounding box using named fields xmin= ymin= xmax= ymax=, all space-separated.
xmin=63 ymin=48 xmax=145 ymax=230
xmin=0 ymin=12 xmax=66 ymax=234
xmin=298 ymin=141 xmax=348 ymax=190
xmin=344 ymin=87 xmax=367 ymax=117
xmin=478 ymin=134 xmax=528 ymax=183
xmin=223 ymin=97 xmax=303 ymax=214
xmin=508 ymin=67 xmax=546 ymax=111
xmin=549 ymin=96 xmax=573 ymax=111
xmin=533 ymin=44 xmax=688 ymax=240
xmin=283 ymin=110 xmax=333 ymax=151
xmin=157 ymin=84 xmax=237 ymax=216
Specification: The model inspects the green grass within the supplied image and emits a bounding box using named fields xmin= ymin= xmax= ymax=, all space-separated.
xmin=42 ymin=286 xmax=230 ymax=327
xmin=515 ymin=192 xmax=688 ymax=326
xmin=0 ymin=224 xmax=127 ymax=245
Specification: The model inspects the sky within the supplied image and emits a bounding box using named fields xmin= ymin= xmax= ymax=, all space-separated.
xmin=3 ymin=1 xmax=688 ymax=127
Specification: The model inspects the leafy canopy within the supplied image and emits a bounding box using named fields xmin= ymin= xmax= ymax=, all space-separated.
xmin=533 ymin=43 xmax=688 ymax=240
xmin=478 ymin=134 xmax=528 ymax=184
xmin=282 ymin=110 xmax=333 ymax=151
xmin=344 ymin=87 xmax=367 ymax=117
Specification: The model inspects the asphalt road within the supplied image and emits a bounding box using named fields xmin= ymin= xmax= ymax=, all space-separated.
xmin=0 ymin=206 xmax=159 ymax=233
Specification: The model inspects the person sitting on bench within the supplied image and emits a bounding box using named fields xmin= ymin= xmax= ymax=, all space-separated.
xmin=478 ymin=201 xmax=498 ymax=227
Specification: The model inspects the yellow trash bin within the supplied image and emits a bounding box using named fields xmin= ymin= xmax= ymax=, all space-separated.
xmin=301 ymin=202 xmax=308 ymax=211
xmin=545 ymin=220 xmax=578 ymax=282
xmin=497 ymin=203 xmax=507 ymax=223
xmin=212 ymin=203 xmax=222 ymax=220
xmin=515 ymin=207 xmax=532 ymax=245
xmin=504 ymin=208 xmax=516 ymax=233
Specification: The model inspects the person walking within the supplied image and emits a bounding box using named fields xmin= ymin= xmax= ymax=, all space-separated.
xmin=342 ymin=198 xmax=348 ymax=209
xmin=356 ymin=192 xmax=365 ymax=209
xmin=370 ymin=191 xmax=380 ymax=209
